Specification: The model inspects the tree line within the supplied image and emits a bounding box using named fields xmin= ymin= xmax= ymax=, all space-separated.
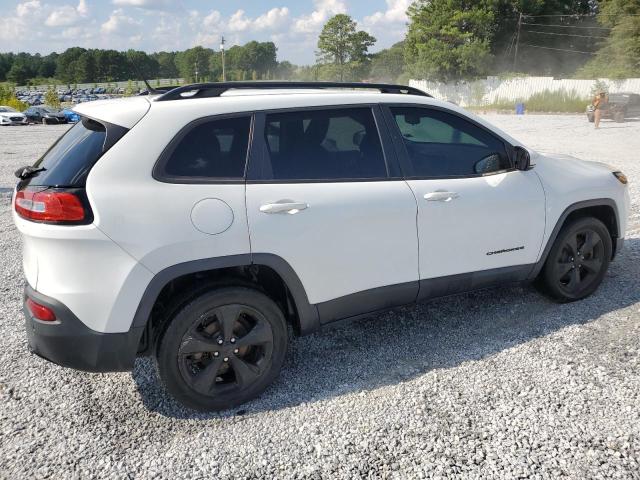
xmin=0 ymin=41 xmax=286 ymax=86
xmin=0 ymin=0 xmax=638 ymax=86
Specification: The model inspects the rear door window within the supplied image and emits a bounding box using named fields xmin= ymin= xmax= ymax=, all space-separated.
xmin=261 ymin=107 xmax=388 ymax=180
xmin=156 ymin=116 xmax=251 ymax=181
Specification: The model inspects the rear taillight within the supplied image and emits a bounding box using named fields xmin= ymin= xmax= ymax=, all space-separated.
xmin=26 ymin=298 xmax=57 ymax=322
xmin=15 ymin=188 xmax=86 ymax=223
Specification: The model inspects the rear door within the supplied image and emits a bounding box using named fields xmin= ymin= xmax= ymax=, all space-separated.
xmin=245 ymin=105 xmax=419 ymax=322
xmin=383 ymin=105 xmax=546 ymax=297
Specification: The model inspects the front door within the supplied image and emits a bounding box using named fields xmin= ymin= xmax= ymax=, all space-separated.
xmin=385 ymin=105 xmax=546 ymax=294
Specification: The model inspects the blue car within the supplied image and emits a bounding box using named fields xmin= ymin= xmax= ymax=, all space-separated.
xmin=62 ymin=109 xmax=80 ymax=123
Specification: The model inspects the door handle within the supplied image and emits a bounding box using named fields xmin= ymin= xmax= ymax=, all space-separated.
xmin=259 ymin=201 xmax=309 ymax=214
xmin=424 ymin=191 xmax=459 ymax=202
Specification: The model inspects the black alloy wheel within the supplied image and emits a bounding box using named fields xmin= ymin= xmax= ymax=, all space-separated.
xmin=177 ymin=304 xmax=274 ymax=395
xmin=156 ymin=287 xmax=287 ymax=411
xmin=541 ymin=217 xmax=612 ymax=301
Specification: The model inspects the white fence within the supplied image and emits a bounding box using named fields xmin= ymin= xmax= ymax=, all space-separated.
xmin=14 ymin=78 xmax=185 ymax=91
xmin=409 ymin=77 xmax=640 ymax=107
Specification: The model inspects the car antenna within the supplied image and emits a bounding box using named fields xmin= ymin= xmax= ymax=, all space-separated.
xmin=129 ymin=60 xmax=161 ymax=95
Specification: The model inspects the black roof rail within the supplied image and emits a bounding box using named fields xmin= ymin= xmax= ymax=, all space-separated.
xmin=155 ymin=81 xmax=431 ymax=101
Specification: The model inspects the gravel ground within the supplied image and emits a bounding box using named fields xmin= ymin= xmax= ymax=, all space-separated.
xmin=1 ymin=116 xmax=639 ymax=479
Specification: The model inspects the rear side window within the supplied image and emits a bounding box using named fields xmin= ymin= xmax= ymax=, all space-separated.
xmin=27 ymin=117 xmax=115 ymax=187
xmin=262 ymin=107 xmax=387 ymax=180
xmin=390 ymin=107 xmax=511 ymax=178
xmin=157 ymin=116 xmax=251 ymax=181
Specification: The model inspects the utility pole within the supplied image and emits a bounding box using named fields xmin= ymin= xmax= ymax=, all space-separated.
xmin=513 ymin=12 xmax=522 ymax=71
xmin=194 ymin=61 xmax=199 ymax=83
xmin=220 ymin=35 xmax=226 ymax=82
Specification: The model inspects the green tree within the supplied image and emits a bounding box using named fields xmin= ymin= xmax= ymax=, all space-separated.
xmin=125 ymin=50 xmax=159 ymax=80
xmin=44 ymin=86 xmax=61 ymax=109
xmin=175 ymin=46 xmax=214 ymax=82
xmin=370 ymin=41 xmax=405 ymax=82
xmin=578 ymin=0 xmax=640 ymax=78
xmin=317 ymin=14 xmax=376 ymax=80
xmin=55 ymin=47 xmax=87 ymax=83
xmin=153 ymin=51 xmax=179 ymax=78
xmin=75 ymin=51 xmax=97 ymax=82
xmin=6 ymin=62 xmax=30 ymax=85
xmin=405 ymin=0 xmax=495 ymax=81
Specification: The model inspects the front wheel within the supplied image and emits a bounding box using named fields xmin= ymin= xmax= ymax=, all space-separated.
xmin=539 ymin=217 xmax=612 ymax=302
xmin=613 ymin=111 xmax=625 ymax=123
xmin=156 ymin=287 xmax=288 ymax=411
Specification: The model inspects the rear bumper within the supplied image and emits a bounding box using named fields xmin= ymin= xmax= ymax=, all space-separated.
xmin=24 ymin=285 xmax=143 ymax=372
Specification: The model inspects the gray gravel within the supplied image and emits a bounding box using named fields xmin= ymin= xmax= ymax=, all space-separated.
xmin=1 ymin=116 xmax=639 ymax=479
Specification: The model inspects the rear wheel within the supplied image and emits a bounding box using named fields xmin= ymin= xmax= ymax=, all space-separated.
xmin=613 ymin=111 xmax=625 ymax=123
xmin=539 ymin=217 xmax=611 ymax=302
xmin=156 ymin=287 xmax=288 ymax=411
xmin=587 ymin=113 xmax=595 ymax=123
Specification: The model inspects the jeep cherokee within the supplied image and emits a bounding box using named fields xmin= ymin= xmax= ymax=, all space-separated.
xmin=13 ymin=82 xmax=630 ymax=411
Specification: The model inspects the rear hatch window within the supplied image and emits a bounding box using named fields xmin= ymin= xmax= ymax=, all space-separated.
xmin=19 ymin=117 xmax=127 ymax=188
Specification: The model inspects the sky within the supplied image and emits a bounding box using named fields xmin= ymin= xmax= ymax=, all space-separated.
xmin=0 ymin=0 xmax=411 ymax=65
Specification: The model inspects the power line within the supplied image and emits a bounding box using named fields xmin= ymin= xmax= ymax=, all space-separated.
xmin=522 ymin=22 xmax=610 ymax=29
xmin=523 ymin=29 xmax=609 ymax=39
xmin=519 ymin=43 xmax=597 ymax=55
xmin=524 ymin=13 xmax=640 ymax=17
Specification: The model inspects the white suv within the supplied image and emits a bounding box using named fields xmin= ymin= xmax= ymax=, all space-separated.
xmin=13 ymin=82 xmax=630 ymax=411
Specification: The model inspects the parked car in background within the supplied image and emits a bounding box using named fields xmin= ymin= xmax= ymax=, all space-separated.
xmin=587 ymin=92 xmax=640 ymax=123
xmin=61 ymin=108 xmax=80 ymax=123
xmin=0 ymin=106 xmax=28 ymax=126
xmin=23 ymin=106 xmax=68 ymax=124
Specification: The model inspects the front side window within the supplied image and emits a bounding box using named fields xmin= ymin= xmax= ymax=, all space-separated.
xmin=390 ymin=107 xmax=511 ymax=177
xmin=263 ymin=107 xmax=387 ymax=180
xmin=159 ymin=116 xmax=251 ymax=180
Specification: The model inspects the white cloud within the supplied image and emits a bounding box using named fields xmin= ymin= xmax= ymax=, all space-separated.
xmin=111 ymin=0 xmax=172 ymax=9
xmin=16 ymin=0 xmax=41 ymax=17
xmin=44 ymin=0 xmax=89 ymax=27
xmin=228 ymin=10 xmax=252 ymax=32
xmin=254 ymin=7 xmax=289 ymax=30
xmin=77 ymin=0 xmax=89 ymax=16
xmin=203 ymin=10 xmax=222 ymax=29
xmin=101 ymin=8 xmax=141 ymax=34
xmin=363 ymin=0 xmax=410 ymax=26
xmin=293 ymin=0 xmax=346 ymax=34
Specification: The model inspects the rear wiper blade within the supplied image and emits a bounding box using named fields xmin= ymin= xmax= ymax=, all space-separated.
xmin=15 ymin=165 xmax=46 ymax=180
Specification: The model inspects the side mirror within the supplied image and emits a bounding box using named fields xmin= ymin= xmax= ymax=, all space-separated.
xmin=513 ymin=146 xmax=531 ymax=171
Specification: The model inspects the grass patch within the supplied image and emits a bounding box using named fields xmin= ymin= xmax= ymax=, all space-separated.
xmin=471 ymin=89 xmax=589 ymax=113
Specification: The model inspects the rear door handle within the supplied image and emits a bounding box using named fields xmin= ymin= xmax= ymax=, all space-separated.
xmin=424 ymin=191 xmax=459 ymax=202
xmin=259 ymin=202 xmax=309 ymax=214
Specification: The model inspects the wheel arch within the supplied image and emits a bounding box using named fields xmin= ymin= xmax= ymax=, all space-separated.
xmin=131 ymin=254 xmax=320 ymax=354
xmin=529 ymin=198 xmax=620 ymax=279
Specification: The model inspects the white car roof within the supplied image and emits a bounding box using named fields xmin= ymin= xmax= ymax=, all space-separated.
xmin=72 ymin=88 xmax=522 ymax=147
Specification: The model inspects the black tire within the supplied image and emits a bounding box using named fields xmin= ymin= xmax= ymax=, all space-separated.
xmin=613 ymin=111 xmax=625 ymax=123
xmin=539 ymin=217 xmax=612 ymax=302
xmin=156 ymin=287 xmax=288 ymax=411
xmin=587 ymin=113 xmax=595 ymax=123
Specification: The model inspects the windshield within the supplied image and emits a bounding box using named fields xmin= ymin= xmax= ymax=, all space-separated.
xmin=0 ymin=106 xmax=17 ymax=113
xmin=41 ymin=107 xmax=57 ymax=113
